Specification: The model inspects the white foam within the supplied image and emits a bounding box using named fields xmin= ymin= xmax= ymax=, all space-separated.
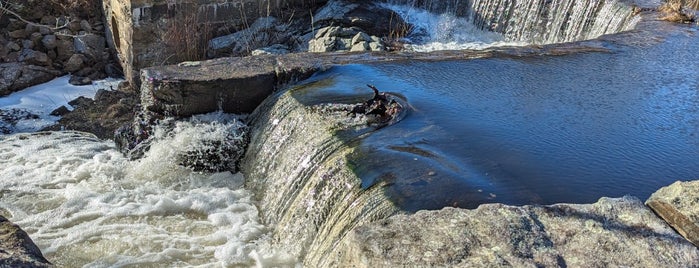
xmin=0 ymin=76 xmax=122 ymax=133
xmin=0 ymin=122 xmax=289 ymax=266
xmin=385 ymin=4 xmax=526 ymax=52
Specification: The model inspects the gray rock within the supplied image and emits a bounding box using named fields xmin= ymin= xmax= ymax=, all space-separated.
xmin=647 ymin=180 xmax=699 ymax=246
xmin=19 ymin=49 xmax=51 ymax=66
xmin=0 ymin=63 xmax=60 ymax=96
xmin=368 ymin=41 xmax=385 ymax=51
xmin=69 ymin=75 xmax=92 ymax=86
xmin=73 ymin=34 xmax=105 ymax=61
xmin=208 ymin=17 xmax=290 ymax=58
xmin=64 ymin=54 xmax=86 ymax=73
xmin=42 ymin=35 xmax=57 ymax=50
xmin=351 ymin=32 xmax=371 ymax=45
xmin=331 ymin=196 xmax=699 ymax=267
xmin=350 ymin=41 xmax=369 ymax=52
xmin=50 ymin=105 xmax=71 ymax=116
xmin=0 ymin=216 xmax=52 ymax=267
xmin=22 ymin=39 xmax=35 ymax=50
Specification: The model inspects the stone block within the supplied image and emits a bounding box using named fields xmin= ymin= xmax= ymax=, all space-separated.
xmin=646 ymin=180 xmax=699 ymax=246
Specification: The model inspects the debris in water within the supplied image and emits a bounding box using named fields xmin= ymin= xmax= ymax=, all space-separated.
xmin=347 ymin=84 xmax=403 ymax=123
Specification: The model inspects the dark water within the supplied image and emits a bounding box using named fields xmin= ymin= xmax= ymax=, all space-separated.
xmin=293 ymin=25 xmax=699 ymax=211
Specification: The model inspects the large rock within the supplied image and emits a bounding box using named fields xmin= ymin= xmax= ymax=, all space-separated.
xmin=73 ymin=34 xmax=105 ymax=61
xmin=331 ymin=196 xmax=699 ymax=267
xmin=646 ymin=180 xmax=699 ymax=246
xmin=0 ymin=63 xmax=61 ymax=96
xmin=208 ymin=17 xmax=291 ymax=58
xmin=0 ymin=216 xmax=52 ymax=267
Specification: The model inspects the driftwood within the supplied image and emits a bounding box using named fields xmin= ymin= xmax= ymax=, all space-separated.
xmin=348 ymin=84 xmax=401 ymax=122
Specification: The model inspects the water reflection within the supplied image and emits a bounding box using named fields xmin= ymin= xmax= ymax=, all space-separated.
xmin=291 ymin=26 xmax=699 ymax=211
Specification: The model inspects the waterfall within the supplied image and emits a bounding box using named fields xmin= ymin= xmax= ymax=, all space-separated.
xmin=387 ymin=0 xmax=640 ymax=45
xmin=241 ymin=88 xmax=398 ymax=266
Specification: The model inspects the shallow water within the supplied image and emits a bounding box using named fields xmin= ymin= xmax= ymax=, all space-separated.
xmin=292 ymin=24 xmax=699 ymax=211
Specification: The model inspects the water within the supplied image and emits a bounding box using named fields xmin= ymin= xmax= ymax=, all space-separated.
xmin=288 ymin=24 xmax=699 ymax=211
xmin=0 ymin=113 xmax=293 ymax=267
xmin=386 ymin=0 xmax=640 ymax=49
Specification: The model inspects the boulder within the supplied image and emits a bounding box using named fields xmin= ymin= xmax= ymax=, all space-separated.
xmin=646 ymin=180 xmax=699 ymax=246
xmin=0 ymin=216 xmax=52 ymax=267
xmin=64 ymin=54 xmax=86 ymax=73
xmin=331 ymin=196 xmax=699 ymax=267
xmin=73 ymin=34 xmax=105 ymax=61
xmin=208 ymin=17 xmax=290 ymax=58
xmin=0 ymin=63 xmax=60 ymax=96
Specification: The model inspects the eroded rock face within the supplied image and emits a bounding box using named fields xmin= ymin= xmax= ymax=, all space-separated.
xmin=331 ymin=196 xmax=699 ymax=267
xmin=646 ymin=180 xmax=699 ymax=246
xmin=0 ymin=216 xmax=52 ymax=267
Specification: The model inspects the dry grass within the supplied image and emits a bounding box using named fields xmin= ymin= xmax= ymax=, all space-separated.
xmin=163 ymin=5 xmax=213 ymax=63
xmin=658 ymin=1 xmax=695 ymax=23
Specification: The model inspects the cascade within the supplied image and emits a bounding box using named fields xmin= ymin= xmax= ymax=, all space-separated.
xmin=240 ymin=88 xmax=398 ymax=266
xmin=387 ymin=0 xmax=640 ymax=45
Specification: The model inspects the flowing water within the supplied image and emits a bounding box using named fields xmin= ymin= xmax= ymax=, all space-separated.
xmin=1 ymin=0 xmax=697 ymax=266
xmin=0 ymin=114 xmax=285 ymax=267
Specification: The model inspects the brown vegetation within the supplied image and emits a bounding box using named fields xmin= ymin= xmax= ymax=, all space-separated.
xmin=162 ymin=5 xmax=213 ymax=63
xmin=658 ymin=1 xmax=696 ymax=23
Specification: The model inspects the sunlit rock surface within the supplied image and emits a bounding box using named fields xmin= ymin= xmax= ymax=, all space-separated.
xmin=0 ymin=216 xmax=52 ymax=267
xmin=334 ymin=196 xmax=699 ymax=267
xmin=647 ymin=181 xmax=699 ymax=247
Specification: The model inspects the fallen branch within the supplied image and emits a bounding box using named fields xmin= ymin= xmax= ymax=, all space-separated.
xmin=0 ymin=0 xmax=71 ymax=30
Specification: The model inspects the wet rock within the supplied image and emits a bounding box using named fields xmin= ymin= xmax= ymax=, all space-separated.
xmin=0 ymin=216 xmax=52 ymax=267
xmin=332 ymin=196 xmax=699 ymax=267
xmin=646 ymin=180 xmax=699 ymax=246
xmin=64 ymin=54 xmax=86 ymax=73
xmin=41 ymin=35 xmax=57 ymax=50
xmin=177 ymin=120 xmax=249 ymax=172
xmin=19 ymin=49 xmax=51 ymax=66
xmin=44 ymin=86 xmax=137 ymax=140
xmin=0 ymin=108 xmax=40 ymax=134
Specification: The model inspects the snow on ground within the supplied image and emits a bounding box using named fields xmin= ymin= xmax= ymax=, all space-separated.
xmin=0 ymin=76 xmax=123 ymax=134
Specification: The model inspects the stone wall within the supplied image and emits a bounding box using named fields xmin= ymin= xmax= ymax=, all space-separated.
xmin=102 ymin=0 xmax=326 ymax=86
